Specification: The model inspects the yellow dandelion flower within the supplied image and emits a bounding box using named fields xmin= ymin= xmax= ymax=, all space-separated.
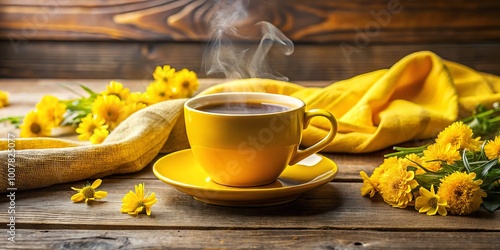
xmin=421 ymin=161 xmax=442 ymax=173
xmin=0 ymin=90 xmax=8 ymax=108
xmin=145 ymin=81 xmax=173 ymax=104
xmin=71 ymin=179 xmax=108 ymax=203
xmin=19 ymin=111 xmax=52 ymax=137
xmin=101 ymin=80 xmax=130 ymax=100
xmin=484 ymin=136 xmax=500 ymax=161
xmin=127 ymin=91 xmax=151 ymax=106
xmin=401 ymin=153 xmax=425 ymax=174
xmin=75 ymin=114 xmax=108 ymax=141
xmin=378 ymin=159 xmax=419 ymax=208
xmin=415 ymin=185 xmax=449 ymax=216
xmin=172 ymin=68 xmax=199 ymax=98
xmin=92 ymin=95 xmax=127 ymax=130
xmin=360 ymin=171 xmax=377 ymax=197
xmin=422 ymin=143 xmax=461 ymax=172
xmin=35 ymin=95 xmax=66 ymax=126
xmin=437 ymin=172 xmax=487 ymax=215
xmin=435 ymin=121 xmax=481 ymax=151
xmin=121 ymin=183 xmax=157 ymax=216
xmin=125 ymin=92 xmax=149 ymax=115
xmin=153 ymin=65 xmax=176 ymax=85
xmin=126 ymin=102 xmax=148 ymax=116
xmin=89 ymin=127 xmax=109 ymax=144
xmin=370 ymin=156 xmax=399 ymax=188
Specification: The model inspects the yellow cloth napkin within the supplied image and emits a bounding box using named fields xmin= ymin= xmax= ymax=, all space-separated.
xmin=201 ymin=51 xmax=500 ymax=152
xmin=1 ymin=51 xmax=499 ymax=191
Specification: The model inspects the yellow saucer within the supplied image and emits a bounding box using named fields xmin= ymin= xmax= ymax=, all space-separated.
xmin=152 ymin=149 xmax=338 ymax=207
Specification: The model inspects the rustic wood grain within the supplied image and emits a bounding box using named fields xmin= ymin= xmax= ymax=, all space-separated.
xmin=3 ymin=229 xmax=500 ymax=249
xmin=1 ymin=179 xmax=497 ymax=230
xmin=1 ymin=41 xmax=500 ymax=80
xmin=0 ymin=0 xmax=499 ymax=43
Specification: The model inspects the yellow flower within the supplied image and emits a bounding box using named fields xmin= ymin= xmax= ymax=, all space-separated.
xmin=484 ymin=136 xmax=500 ymax=161
xmin=378 ymin=159 xmax=419 ymax=208
xmin=92 ymin=95 xmax=127 ymax=130
xmin=101 ymin=81 xmax=130 ymax=101
xmin=437 ymin=172 xmax=487 ymax=215
xmin=422 ymin=143 xmax=461 ymax=172
xmin=19 ymin=111 xmax=52 ymax=137
xmin=370 ymin=156 xmax=398 ymax=188
xmin=415 ymin=185 xmax=449 ymax=216
xmin=75 ymin=114 xmax=108 ymax=141
xmin=362 ymin=158 xmax=398 ymax=199
xmin=172 ymin=68 xmax=199 ymax=98
xmin=89 ymin=127 xmax=109 ymax=144
xmin=360 ymin=171 xmax=377 ymax=197
xmin=145 ymin=81 xmax=174 ymax=104
xmin=0 ymin=90 xmax=8 ymax=108
xmin=126 ymin=102 xmax=148 ymax=117
xmin=71 ymin=179 xmax=108 ymax=203
xmin=126 ymin=92 xmax=149 ymax=115
xmin=127 ymin=91 xmax=151 ymax=105
xmin=153 ymin=65 xmax=176 ymax=85
xmin=435 ymin=121 xmax=481 ymax=151
xmin=401 ymin=153 xmax=425 ymax=174
xmin=121 ymin=183 xmax=157 ymax=216
xmin=35 ymin=95 xmax=66 ymax=127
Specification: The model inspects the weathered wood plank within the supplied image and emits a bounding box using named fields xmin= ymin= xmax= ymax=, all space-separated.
xmin=1 ymin=180 xmax=497 ymax=230
xmin=0 ymin=0 xmax=499 ymax=43
xmin=3 ymin=229 xmax=500 ymax=249
xmin=1 ymin=42 xmax=500 ymax=80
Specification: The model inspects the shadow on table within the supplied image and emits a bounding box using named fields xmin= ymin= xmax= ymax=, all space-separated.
xmin=188 ymin=183 xmax=342 ymax=217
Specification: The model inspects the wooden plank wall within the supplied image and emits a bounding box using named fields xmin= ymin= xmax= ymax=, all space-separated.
xmin=0 ymin=0 xmax=499 ymax=80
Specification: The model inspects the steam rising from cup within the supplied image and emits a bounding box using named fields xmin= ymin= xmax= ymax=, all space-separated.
xmin=203 ymin=0 xmax=294 ymax=81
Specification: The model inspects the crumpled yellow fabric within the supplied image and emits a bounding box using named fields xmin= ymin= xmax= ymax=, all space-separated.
xmin=1 ymin=51 xmax=499 ymax=191
xmin=201 ymin=51 xmax=500 ymax=152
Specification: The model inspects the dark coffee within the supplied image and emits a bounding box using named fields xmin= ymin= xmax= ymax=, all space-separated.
xmin=197 ymin=102 xmax=290 ymax=114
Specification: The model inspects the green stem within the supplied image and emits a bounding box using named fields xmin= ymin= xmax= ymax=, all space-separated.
xmin=488 ymin=116 xmax=500 ymax=123
xmin=384 ymin=144 xmax=429 ymax=158
xmin=0 ymin=116 xmax=25 ymax=126
xmin=461 ymin=109 xmax=495 ymax=123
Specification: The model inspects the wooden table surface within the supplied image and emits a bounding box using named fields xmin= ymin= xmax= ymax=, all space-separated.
xmin=0 ymin=79 xmax=499 ymax=249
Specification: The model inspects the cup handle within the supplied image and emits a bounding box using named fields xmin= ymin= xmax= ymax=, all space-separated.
xmin=288 ymin=109 xmax=338 ymax=165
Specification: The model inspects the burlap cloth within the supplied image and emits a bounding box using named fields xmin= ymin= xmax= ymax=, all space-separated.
xmin=1 ymin=51 xmax=500 ymax=191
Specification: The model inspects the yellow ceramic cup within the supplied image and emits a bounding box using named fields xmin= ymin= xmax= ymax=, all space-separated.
xmin=184 ymin=92 xmax=337 ymax=187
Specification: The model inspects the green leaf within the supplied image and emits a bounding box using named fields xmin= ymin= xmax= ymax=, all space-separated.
xmin=407 ymin=166 xmax=418 ymax=172
xmin=441 ymin=162 xmax=461 ymax=173
xmin=480 ymin=159 xmax=499 ymax=179
xmin=384 ymin=144 xmax=429 ymax=158
xmin=79 ymin=84 xmax=98 ymax=97
xmin=58 ymin=83 xmax=86 ymax=98
xmin=0 ymin=116 xmax=25 ymax=128
xmin=479 ymin=141 xmax=488 ymax=161
xmin=461 ymin=102 xmax=500 ymax=138
xmin=481 ymin=174 xmax=500 ymax=189
xmin=413 ymin=169 xmax=446 ymax=188
xmin=462 ymin=150 xmax=472 ymax=173
xmin=482 ymin=197 xmax=500 ymax=213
